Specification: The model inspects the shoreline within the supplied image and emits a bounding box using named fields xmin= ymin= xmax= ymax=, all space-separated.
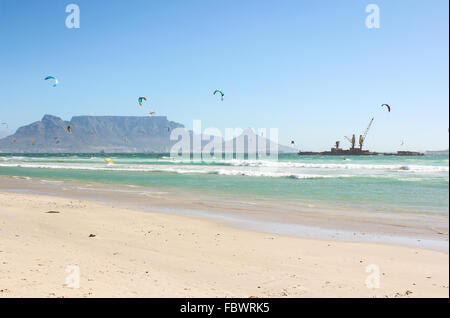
xmin=0 ymin=189 xmax=448 ymax=298
xmin=0 ymin=175 xmax=448 ymax=252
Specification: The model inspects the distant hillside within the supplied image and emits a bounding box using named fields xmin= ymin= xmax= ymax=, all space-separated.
xmin=0 ymin=115 xmax=184 ymax=153
xmin=230 ymin=128 xmax=296 ymax=154
xmin=425 ymin=150 xmax=449 ymax=155
xmin=0 ymin=115 xmax=296 ymax=154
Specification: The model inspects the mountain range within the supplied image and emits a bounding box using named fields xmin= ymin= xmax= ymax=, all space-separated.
xmin=0 ymin=115 xmax=294 ymax=154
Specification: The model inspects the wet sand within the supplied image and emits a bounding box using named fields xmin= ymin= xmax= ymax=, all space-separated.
xmin=1 ymin=176 xmax=448 ymax=252
xmin=0 ymin=178 xmax=448 ymax=298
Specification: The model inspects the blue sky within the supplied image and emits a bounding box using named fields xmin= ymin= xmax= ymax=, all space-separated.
xmin=0 ymin=0 xmax=448 ymax=151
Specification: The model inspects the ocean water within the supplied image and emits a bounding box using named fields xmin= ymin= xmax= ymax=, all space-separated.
xmin=0 ymin=153 xmax=448 ymax=216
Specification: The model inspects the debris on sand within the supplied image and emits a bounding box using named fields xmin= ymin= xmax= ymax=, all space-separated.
xmin=394 ymin=290 xmax=414 ymax=297
xmin=88 ymin=234 xmax=96 ymax=238
xmin=45 ymin=211 xmax=60 ymax=214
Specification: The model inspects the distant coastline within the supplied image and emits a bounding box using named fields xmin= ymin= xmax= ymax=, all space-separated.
xmin=426 ymin=150 xmax=449 ymax=155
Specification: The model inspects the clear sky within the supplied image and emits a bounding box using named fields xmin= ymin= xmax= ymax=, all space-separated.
xmin=0 ymin=0 xmax=448 ymax=151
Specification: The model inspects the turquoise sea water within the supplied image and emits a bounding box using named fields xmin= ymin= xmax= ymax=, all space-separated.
xmin=0 ymin=153 xmax=448 ymax=216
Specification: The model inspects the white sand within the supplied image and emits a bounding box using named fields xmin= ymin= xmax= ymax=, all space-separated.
xmin=0 ymin=191 xmax=448 ymax=298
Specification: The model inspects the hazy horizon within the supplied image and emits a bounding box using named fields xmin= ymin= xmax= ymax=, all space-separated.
xmin=0 ymin=112 xmax=448 ymax=152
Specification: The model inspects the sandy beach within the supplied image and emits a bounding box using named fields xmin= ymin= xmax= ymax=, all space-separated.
xmin=0 ymin=188 xmax=448 ymax=298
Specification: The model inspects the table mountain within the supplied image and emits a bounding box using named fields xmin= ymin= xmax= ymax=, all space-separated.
xmin=0 ymin=115 xmax=184 ymax=153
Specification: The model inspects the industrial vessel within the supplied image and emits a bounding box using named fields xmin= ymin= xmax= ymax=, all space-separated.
xmin=297 ymin=118 xmax=424 ymax=156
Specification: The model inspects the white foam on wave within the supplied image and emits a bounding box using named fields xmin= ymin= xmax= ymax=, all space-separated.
xmin=209 ymin=169 xmax=354 ymax=179
xmin=0 ymin=162 xmax=354 ymax=179
xmin=5 ymin=156 xmax=447 ymax=173
xmin=1 ymin=159 xmax=448 ymax=181
xmin=226 ymin=160 xmax=449 ymax=172
xmin=0 ymin=156 xmax=27 ymax=161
